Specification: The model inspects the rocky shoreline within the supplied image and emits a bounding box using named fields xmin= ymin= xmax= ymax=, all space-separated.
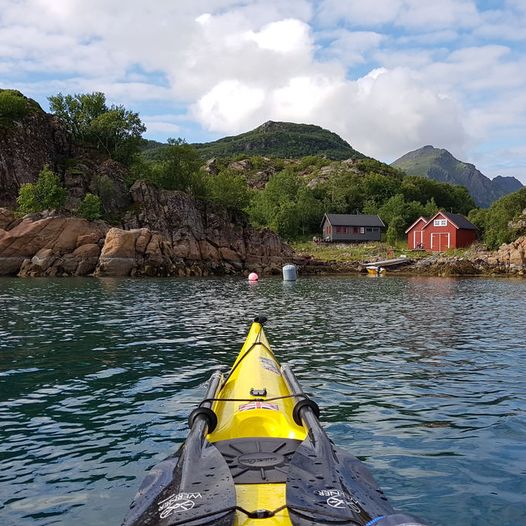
xmin=2 ymin=186 xmax=525 ymax=278
xmin=1 ymin=203 xmax=524 ymax=278
xmin=0 ymin=181 xmax=302 ymax=277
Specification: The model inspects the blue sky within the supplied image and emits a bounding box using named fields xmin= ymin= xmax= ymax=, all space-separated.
xmin=1 ymin=0 xmax=525 ymax=182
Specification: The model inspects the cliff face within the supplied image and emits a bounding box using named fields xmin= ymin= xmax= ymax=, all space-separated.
xmin=0 ymin=99 xmax=70 ymax=207
xmin=120 ymin=181 xmax=294 ymax=275
xmin=0 ymin=179 xmax=296 ymax=277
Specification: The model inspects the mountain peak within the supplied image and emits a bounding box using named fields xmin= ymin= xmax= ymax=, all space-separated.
xmin=192 ymin=121 xmax=365 ymax=161
xmin=392 ymin=146 xmax=523 ymax=207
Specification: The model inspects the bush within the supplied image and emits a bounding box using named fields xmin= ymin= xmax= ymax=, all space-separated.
xmin=142 ymin=139 xmax=204 ymax=195
xmin=481 ymin=187 xmax=526 ymax=248
xmin=17 ymin=166 xmax=67 ymax=214
xmin=207 ymin=170 xmax=251 ymax=211
xmin=0 ymin=90 xmax=33 ymax=126
xmin=77 ymin=193 xmax=102 ymax=220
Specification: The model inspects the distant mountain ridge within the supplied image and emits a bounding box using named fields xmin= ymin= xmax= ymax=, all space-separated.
xmin=392 ymin=145 xmax=523 ymax=207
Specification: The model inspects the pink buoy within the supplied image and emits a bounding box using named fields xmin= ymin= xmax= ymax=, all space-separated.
xmin=248 ymin=272 xmax=259 ymax=282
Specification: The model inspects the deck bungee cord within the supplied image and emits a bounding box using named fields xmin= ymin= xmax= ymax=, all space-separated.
xmin=123 ymin=317 xmax=427 ymax=526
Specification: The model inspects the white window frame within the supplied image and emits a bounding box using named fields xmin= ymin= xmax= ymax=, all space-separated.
xmin=360 ymin=227 xmax=365 ymax=234
xmin=434 ymin=219 xmax=447 ymax=226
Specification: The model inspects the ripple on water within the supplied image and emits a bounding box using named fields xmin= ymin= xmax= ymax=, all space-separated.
xmin=0 ymin=276 xmax=525 ymax=525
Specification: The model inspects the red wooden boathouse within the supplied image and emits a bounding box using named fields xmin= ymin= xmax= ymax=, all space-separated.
xmin=405 ymin=211 xmax=477 ymax=251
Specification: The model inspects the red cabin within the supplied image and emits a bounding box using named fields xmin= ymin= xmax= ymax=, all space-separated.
xmin=406 ymin=211 xmax=477 ymax=252
xmin=405 ymin=216 xmax=427 ymax=250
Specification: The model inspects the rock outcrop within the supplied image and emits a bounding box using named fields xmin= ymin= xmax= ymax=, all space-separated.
xmin=121 ymin=181 xmax=294 ymax=275
xmin=94 ymin=227 xmax=182 ymax=277
xmin=0 ymin=95 xmax=70 ymax=207
xmin=0 ymin=183 xmax=296 ymax=277
xmin=0 ymin=211 xmax=108 ymax=276
xmin=486 ymin=236 xmax=526 ymax=271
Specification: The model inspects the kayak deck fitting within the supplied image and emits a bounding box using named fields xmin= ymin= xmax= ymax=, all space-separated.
xmin=123 ymin=317 xmax=427 ymax=526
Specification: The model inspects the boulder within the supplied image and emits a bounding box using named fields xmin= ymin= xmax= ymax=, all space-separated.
xmin=0 ymin=213 xmax=107 ymax=276
xmin=495 ymin=236 xmax=526 ymax=268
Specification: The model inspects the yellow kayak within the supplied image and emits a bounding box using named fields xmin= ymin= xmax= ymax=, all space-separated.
xmin=366 ymin=266 xmax=386 ymax=276
xmin=123 ymin=317 xmax=426 ymax=526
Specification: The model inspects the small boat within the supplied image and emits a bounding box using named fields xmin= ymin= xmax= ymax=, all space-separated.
xmin=366 ymin=265 xmax=386 ymax=276
xmin=123 ymin=317 xmax=426 ymax=526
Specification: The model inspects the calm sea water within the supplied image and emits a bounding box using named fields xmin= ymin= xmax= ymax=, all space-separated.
xmin=0 ymin=276 xmax=525 ymax=526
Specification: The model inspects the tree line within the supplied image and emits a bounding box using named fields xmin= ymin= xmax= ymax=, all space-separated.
xmin=13 ymin=91 xmax=526 ymax=249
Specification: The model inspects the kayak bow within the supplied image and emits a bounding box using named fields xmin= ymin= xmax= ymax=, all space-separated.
xmin=123 ymin=317 xmax=426 ymax=526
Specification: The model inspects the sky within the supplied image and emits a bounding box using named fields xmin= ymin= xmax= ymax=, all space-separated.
xmin=1 ymin=0 xmax=525 ymax=183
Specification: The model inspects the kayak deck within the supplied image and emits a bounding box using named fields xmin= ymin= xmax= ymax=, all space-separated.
xmin=122 ymin=318 xmax=427 ymax=526
xmin=207 ymin=321 xmax=306 ymax=525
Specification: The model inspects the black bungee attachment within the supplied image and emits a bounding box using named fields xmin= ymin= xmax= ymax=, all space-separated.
xmin=292 ymin=398 xmax=320 ymax=427
xmin=282 ymin=364 xmax=428 ymax=526
xmin=122 ymin=371 xmax=236 ymax=526
xmin=188 ymin=407 xmax=218 ymax=433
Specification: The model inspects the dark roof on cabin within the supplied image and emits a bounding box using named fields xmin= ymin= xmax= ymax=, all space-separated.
xmin=323 ymin=213 xmax=385 ymax=227
xmin=437 ymin=211 xmax=477 ymax=230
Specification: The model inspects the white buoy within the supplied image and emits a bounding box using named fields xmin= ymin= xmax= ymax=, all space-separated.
xmin=282 ymin=264 xmax=297 ymax=281
xmin=248 ymin=272 xmax=259 ymax=282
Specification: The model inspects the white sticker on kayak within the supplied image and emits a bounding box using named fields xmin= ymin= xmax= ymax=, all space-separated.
xmin=158 ymin=492 xmax=202 ymax=518
xmin=239 ymin=401 xmax=279 ymax=411
xmin=315 ymin=489 xmax=342 ymax=497
xmin=315 ymin=489 xmax=361 ymax=513
xmin=259 ymin=357 xmax=280 ymax=375
xmin=327 ymin=495 xmax=345 ymax=508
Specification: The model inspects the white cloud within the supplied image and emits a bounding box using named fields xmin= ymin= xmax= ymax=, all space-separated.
xmin=194 ymin=80 xmax=266 ymax=132
xmin=320 ymin=30 xmax=385 ymax=66
xmin=316 ymin=0 xmax=478 ymax=30
xmin=316 ymin=0 xmax=402 ymax=27
xmin=245 ymin=19 xmax=311 ymax=54
xmin=142 ymin=117 xmax=182 ymax=135
xmin=0 ymin=0 xmax=525 ymax=181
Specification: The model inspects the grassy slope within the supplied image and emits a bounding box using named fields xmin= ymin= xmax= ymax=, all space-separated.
xmin=143 ymin=121 xmax=366 ymax=161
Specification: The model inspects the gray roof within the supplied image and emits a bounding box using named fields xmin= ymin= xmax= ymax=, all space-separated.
xmin=439 ymin=212 xmax=477 ymax=230
xmin=323 ymin=213 xmax=385 ymax=227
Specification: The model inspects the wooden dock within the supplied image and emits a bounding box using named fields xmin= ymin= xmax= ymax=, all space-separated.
xmin=364 ymin=257 xmax=411 ymax=268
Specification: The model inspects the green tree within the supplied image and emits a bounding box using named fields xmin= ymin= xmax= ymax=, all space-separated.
xmin=17 ymin=166 xmax=67 ymax=214
xmin=207 ymin=170 xmax=251 ymax=211
xmin=248 ymin=170 xmax=322 ymax=238
xmin=386 ymin=215 xmax=406 ymax=245
xmin=48 ymin=92 xmax=146 ymax=164
xmin=145 ymin=139 xmax=203 ymax=193
xmin=481 ymin=188 xmax=526 ymax=248
xmin=88 ymin=107 xmax=146 ymax=163
xmin=400 ymin=176 xmax=475 ymax=214
xmin=468 ymin=208 xmax=488 ymax=238
xmin=77 ymin=193 xmax=102 ymax=220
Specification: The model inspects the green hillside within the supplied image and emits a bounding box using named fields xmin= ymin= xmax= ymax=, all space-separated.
xmin=194 ymin=121 xmax=365 ymax=160
xmin=143 ymin=121 xmax=366 ymax=161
